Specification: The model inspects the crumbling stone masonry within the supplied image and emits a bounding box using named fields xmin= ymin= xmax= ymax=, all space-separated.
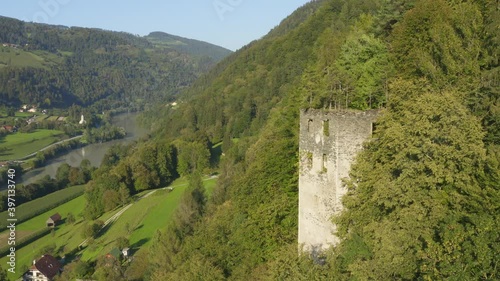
xmin=298 ymin=109 xmax=378 ymax=253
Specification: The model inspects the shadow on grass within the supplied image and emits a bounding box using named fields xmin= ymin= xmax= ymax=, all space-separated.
xmin=97 ymin=221 xmax=114 ymax=238
xmin=130 ymin=238 xmax=150 ymax=255
xmin=57 ymin=228 xmax=71 ymax=238
xmin=134 ymin=224 xmax=144 ymax=232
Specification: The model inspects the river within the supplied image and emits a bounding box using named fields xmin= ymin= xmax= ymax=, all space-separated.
xmin=19 ymin=112 xmax=149 ymax=185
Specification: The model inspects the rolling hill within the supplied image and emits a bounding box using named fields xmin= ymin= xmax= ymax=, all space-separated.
xmin=0 ymin=16 xmax=232 ymax=109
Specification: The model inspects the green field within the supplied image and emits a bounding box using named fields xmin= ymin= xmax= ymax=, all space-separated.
xmin=0 ymin=196 xmax=87 ymax=280
xmin=80 ymin=177 xmax=218 ymax=260
xmin=35 ymin=115 xmax=49 ymax=122
xmin=0 ymin=177 xmax=217 ymax=280
xmin=0 ymin=129 xmax=64 ymax=160
xmin=0 ymin=111 xmax=33 ymax=119
xmin=14 ymin=112 xmax=34 ymax=118
xmin=0 ymin=47 xmax=45 ymax=68
xmin=46 ymin=116 xmax=60 ymax=122
xmin=0 ymin=47 xmax=62 ymax=69
xmin=0 ymin=185 xmax=85 ymax=229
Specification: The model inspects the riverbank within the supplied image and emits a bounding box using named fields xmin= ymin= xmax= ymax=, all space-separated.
xmin=16 ymin=135 xmax=83 ymax=161
xmin=18 ymin=112 xmax=148 ymax=185
xmin=0 ymin=129 xmax=66 ymax=162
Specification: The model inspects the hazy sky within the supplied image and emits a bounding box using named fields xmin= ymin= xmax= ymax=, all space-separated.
xmin=2 ymin=0 xmax=311 ymax=51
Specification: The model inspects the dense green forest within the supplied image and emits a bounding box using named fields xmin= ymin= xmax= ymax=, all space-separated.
xmin=54 ymin=0 xmax=499 ymax=279
xmin=0 ymin=16 xmax=232 ymax=110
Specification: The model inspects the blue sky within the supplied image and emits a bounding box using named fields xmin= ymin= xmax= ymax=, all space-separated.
xmin=2 ymin=0 xmax=311 ymax=51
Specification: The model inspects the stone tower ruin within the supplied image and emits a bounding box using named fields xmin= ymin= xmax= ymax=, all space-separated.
xmin=298 ymin=109 xmax=378 ymax=253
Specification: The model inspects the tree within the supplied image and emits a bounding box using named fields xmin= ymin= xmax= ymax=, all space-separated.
xmin=0 ymin=265 xmax=7 ymax=281
xmin=55 ymin=260 xmax=93 ymax=281
xmin=132 ymin=162 xmax=159 ymax=191
xmin=115 ymin=237 xmax=129 ymax=250
xmin=93 ymin=255 xmax=124 ymax=281
xmin=125 ymin=250 xmax=149 ymax=281
xmin=68 ymin=167 xmax=85 ymax=186
xmin=124 ymin=222 xmax=132 ymax=235
xmin=176 ymin=141 xmax=210 ymax=176
xmin=333 ymin=80 xmax=498 ymax=280
xmin=160 ymin=253 xmax=225 ymax=281
xmin=156 ymin=142 xmax=178 ymax=185
xmin=66 ymin=212 xmax=76 ymax=225
xmin=118 ymin=185 xmax=130 ymax=205
xmin=80 ymin=159 xmax=93 ymax=181
xmin=149 ymin=173 xmax=207 ymax=276
xmin=102 ymin=189 xmax=120 ymax=211
xmin=82 ymin=220 xmax=104 ymax=239
xmin=55 ymin=163 xmax=71 ymax=188
xmin=6 ymin=108 xmax=15 ymax=117
xmin=334 ymin=27 xmax=391 ymax=109
xmin=391 ymin=0 xmax=483 ymax=91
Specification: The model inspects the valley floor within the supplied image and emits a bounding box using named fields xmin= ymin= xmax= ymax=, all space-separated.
xmin=0 ymin=176 xmax=217 ymax=280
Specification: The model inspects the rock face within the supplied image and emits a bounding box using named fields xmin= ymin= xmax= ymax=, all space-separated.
xmin=298 ymin=109 xmax=378 ymax=254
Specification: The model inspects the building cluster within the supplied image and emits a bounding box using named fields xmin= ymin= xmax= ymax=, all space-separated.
xmin=19 ymin=105 xmax=39 ymax=113
xmin=21 ymin=213 xmax=132 ymax=280
xmin=2 ymin=43 xmax=21 ymax=49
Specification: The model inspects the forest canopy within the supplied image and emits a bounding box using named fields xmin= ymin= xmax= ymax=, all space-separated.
xmin=15 ymin=0 xmax=497 ymax=279
xmin=0 ymin=17 xmax=232 ymax=110
xmin=133 ymin=0 xmax=499 ymax=279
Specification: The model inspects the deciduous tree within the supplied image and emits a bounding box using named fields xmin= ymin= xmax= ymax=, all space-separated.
xmin=333 ymin=80 xmax=498 ymax=280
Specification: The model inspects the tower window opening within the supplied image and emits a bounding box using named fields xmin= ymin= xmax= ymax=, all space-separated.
xmin=371 ymin=122 xmax=378 ymax=135
xmin=323 ymin=119 xmax=330 ymax=136
xmin=322 ymin=154 xmax=327 ymax=172
xmin=307 ymin=119 xmax=313 ymax=132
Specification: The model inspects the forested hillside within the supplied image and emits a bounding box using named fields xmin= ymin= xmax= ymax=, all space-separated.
xmin=145 ymin=32 xmax=233 ymax=61
xmin=0 ymin=16 xmax=232 ymax=110
xmin=58 ymin=0 xmax=498 ymax=279
xmin=132 ymin=0 xmax=499 ymax=279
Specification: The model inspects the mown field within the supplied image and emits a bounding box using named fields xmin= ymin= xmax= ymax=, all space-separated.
xmin=0 ymin=111 xmax=33 ymax=119
xmin=0 ymin=177 xmax=217 ymax=280
xmin=0 ymin=185 xmax=85 ymax=229
xmin=0 ymin=129 xmax=64 ymax=160
xmin=0 ymin=195 xmax=87 ymax=280
xmin=0 ymin=47 xmax=62 ymax=69
xmin=0 ymin=48 xmax=45 ymax=68
xmin=81 ymin=177 xmax=217 ymax=261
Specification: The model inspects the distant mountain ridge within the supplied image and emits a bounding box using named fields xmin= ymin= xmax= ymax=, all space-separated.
xmin=146 ymin=31 xmax=232 ymax=61
xmin=0 ymin=16 xmax=232 ymax=109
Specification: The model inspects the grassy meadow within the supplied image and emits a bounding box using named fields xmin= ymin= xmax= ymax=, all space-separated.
xmin=0 ymin=177 xmax=217 ymax=280
xmin=80 ymin=177 xmax=217 ymax=261
xmin=0 ymin=47 xmax=63 ymax=69
xmin=0 ymin=129 xmax=64 ymax=160
xmin=0 ymin=185 xmax=85 ymax=229
xmin=0 ymin=195 xmax=86 ymax=280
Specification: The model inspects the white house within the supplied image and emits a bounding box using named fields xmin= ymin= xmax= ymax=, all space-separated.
xmin=23 ymin=255 xmax=62 ymax=281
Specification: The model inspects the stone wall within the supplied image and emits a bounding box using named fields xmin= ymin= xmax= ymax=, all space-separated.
xmin=298 ymin=109 xmax=378 ymax=253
